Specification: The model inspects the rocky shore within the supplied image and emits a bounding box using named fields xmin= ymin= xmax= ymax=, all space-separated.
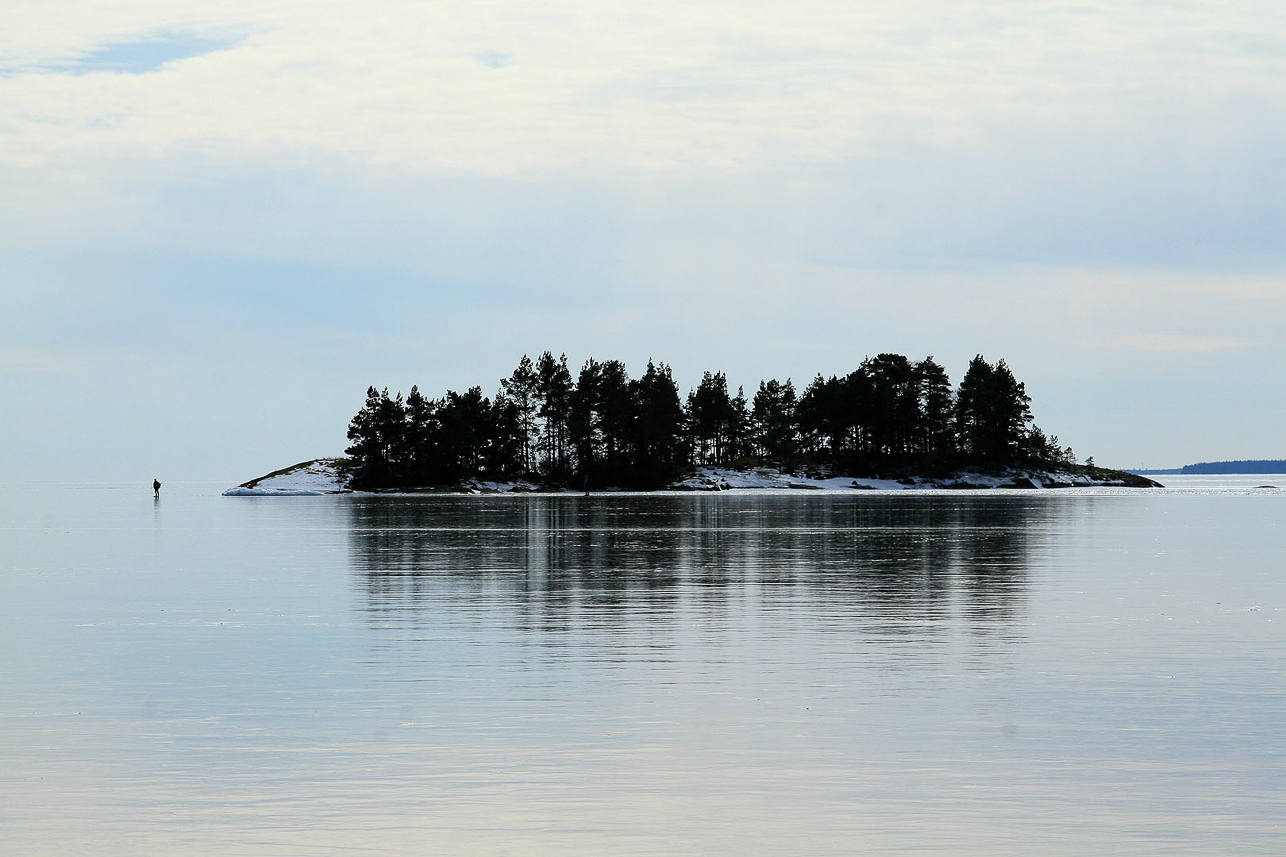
xmin=224 ymin=459 xmax=1162 ymax=496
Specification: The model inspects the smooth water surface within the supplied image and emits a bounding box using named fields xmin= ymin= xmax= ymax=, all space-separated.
xmin=2 ymin=480 xmax=1283 ymax=854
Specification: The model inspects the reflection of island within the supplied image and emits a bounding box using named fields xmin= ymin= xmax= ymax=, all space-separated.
xmin=347 ymin=495 xmax=1047 ymax=643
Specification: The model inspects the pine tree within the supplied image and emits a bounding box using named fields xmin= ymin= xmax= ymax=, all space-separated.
xmin=839 ymin=368 xmax=874 ymax=458
xmin=989 ymin=359 xmax=1033 ymax=461
xmin=955 ymin=356 xmax=1032 ymax=464
xmin=345 ymin=386 xmax=383 ymax=488
xmin=630 ymin=360 xmax=687 ymax=486
xmin=914 ymin=357 xmax=954 ymax=461
xmin=726 ymin=386 xmax=753 ymax=461
xmin=596 ymin=360 xmax=634 ymax=481
xmin=752 ymin=378 xmax=798 ymax=458
xmin=437 ymin=387 xmax=491 ymax=479
xmin=500 ymin=355 xmax=540 ymax=476
xmin=862 ymin=354 xmax=917 ymax=460
xmin=345 ymin=386 xmax=406 ymax=488
xmin=796 ymin=374 xmax=836 ymax=455
xmin=570 ymin=358 xmax=605 ymax=476
xmin=688 ymin=371 xmax=737 ymax=464
xmin=535 ymin=352 xmax=574 ymax=479
xmin=487 ymin=391 xmax=524 ymax=478
xmin=404 ymin=385 xmax=438 ymax=485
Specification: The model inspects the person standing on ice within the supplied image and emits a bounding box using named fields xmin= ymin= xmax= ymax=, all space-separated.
xmin=153 ymin=478 xmax=161 ymax=498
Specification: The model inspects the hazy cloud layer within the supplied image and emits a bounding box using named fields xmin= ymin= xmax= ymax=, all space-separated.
xmin=5 ymin=1 xmax=1283 ymax=177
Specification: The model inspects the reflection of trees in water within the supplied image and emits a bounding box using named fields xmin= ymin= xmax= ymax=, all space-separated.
xmin=952 ymin=500 xmax=1045 ymax=632
xmin=349 ymin=496 xmax=691 ymax=639
xmin=348 ymin=494 xmax=1048 ymax=643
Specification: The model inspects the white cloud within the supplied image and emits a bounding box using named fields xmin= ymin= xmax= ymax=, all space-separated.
xmin=1 ymin=1 xmax=1282 ymax=178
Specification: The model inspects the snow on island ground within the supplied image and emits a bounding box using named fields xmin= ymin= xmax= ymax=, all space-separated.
xmin=680 ymin=467 xmax=1078 ymax=491
xmin=224 ymin=460 xmax=1161 ymax=496
xmin=222 ymin=460 xmax=350 ymax=495
xmin=674 ymin=466 xmax=1160 ymax=490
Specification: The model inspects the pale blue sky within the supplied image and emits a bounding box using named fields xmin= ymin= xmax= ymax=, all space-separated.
xmin=2 ymin=1 xmax=1283 ymax=481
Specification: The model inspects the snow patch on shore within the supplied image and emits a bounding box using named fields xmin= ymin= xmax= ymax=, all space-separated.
xmin=224 ymin=460 xmax=1155 ymax=496
xmin=222 ymin=460 xmax=349 ymax=496
xmin=675 ymin=467 xmax=907 ymax=491
xmin=674 ymin=466 xmax=1146 ymax=491
xmin=463 ymin=477 xmax=548 ymax=493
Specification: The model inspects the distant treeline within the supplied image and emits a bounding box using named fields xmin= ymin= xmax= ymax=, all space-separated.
xmin=345 ymin=352 xmax=1077 ymax=490
xmin=1181 ymin=460 xmax=1286 ymax=474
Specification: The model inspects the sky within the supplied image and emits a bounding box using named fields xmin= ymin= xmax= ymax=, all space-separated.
xmin=2 ymin=0 xmax=1283 ymax=482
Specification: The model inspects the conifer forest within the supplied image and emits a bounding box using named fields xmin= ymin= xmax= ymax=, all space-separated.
xmin=344 ymin=352 xmax=1078 ymax=490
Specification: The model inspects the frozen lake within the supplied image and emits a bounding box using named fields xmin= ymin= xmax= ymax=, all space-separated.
xmin=2 ymin=478 xmax=1283 ymax=854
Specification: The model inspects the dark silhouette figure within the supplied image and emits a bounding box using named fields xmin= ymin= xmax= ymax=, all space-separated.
xmin=153 ymin=478 xmax=161 ymax=498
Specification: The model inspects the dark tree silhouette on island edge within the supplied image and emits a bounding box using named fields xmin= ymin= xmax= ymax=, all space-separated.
xmin=344 ymin=352 xmax=1079 ymax=491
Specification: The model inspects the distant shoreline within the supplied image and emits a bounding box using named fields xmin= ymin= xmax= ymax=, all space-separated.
xmin=223 ymin=459 xmax=1163 ymax=496
xmin=1131 ymin=459 xmax=1286 ymax=476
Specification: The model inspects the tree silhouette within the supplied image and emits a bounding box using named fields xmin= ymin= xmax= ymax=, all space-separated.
xmin=687 ymin=371 xmax=737 ymax=464
xmin=535 ymin=352 xmax=574 ymax=478
xmin=630 ymin=360 xmax=687 ymax=486
xmin=500 ymin=355 xmax=539 ymax=476
xmin=342 ymin=351 xmax=1073 ymax=489
xmin=403 ymin=385 xmax=436 ymax=485
xmin=955 ymin=356 xmax=1032 ymax=464
xmin=915 ymin=357 xmax=954 ymax=463
xmin=752 ymin=378 xmax=798 ymax=458
xmin=345 ymin=386 xmax=406 ymax=488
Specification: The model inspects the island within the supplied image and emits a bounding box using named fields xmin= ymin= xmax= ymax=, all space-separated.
xmin=1133 ymin=459 xmax=1286 ymax=475
xmin=225 ymin=351 xmax=1161 ymax=495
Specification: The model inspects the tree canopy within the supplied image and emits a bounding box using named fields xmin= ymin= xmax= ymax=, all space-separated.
xmin=344 ymin=351 xmax=1077 ymax=489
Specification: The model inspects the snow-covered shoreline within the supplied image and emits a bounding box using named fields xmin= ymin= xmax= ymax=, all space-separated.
xmin=222 ymin=460 xmax=351 ymax=496
xmin=223 ymin=459 xmax=1160 ymax=496
xmin=672 ymin=466 xmax=1151 ymax=491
